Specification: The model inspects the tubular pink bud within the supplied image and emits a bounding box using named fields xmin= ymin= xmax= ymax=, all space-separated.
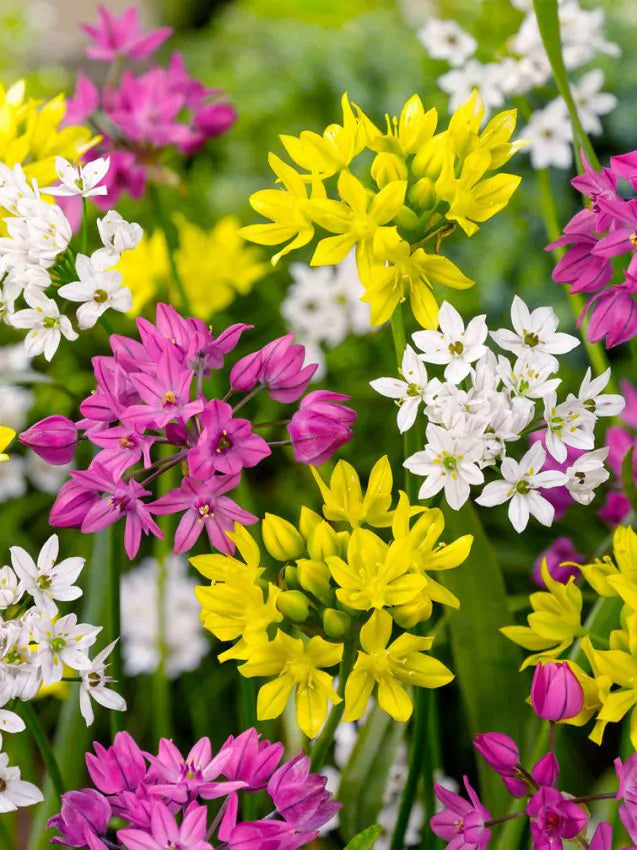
xmin=473 ymin=733 xmax=520 ymax=775
xmin=530 ymin=662 xmax=584 ymax=722
xmin=20 ymin=415 xmax=78 ymax=464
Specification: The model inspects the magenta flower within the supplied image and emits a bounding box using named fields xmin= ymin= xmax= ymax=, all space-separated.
xmin=530 ymin=662 xmax=584 ymax=722
xmin=531 ymin=753 xmax=559 ymax=788
xmin=526 ymin=787 xmax=588 ymax=850
xmin=592 ymin=197 xmax=637 ymax=266
xmin=230 ymin=335 xmax=317 ymax=403
xmin=89 ymin=425 xmax=156 ymax=478
xmin=430 ymin=776 xmax=492 ymax=850
xmin=223 ymin=820 xmax=312 ymax=849
xmin=89 ymin=150 xmax=147 ymax=211
xmin=589 ymin=823 xmax=613 ymax=850
xmin=86 ymin=732 xmax=147 ymax=795
xmin=549 ymin=210 xmax=613 ymax=294
xmin=188 ymin=400 xmax=271 ymax=478
xmin=118 ymin=801 xmax=212 ymax=850
xmin=288 ymin=390 xmax=356 ymax=466
xmin=612 ymin=151 xmax=637 ymax=189
xmin=50 ymin=479 xmax=101 ymax=528
xmin=48 ymin=789 xmax=111 ymax=848
xmin=267 ymin=753 xmax=341 ymax=832
xmin=64 ymin=74 xmax=100 ymax=126
xmin=218 ymin=729 xmax=285 ymax=789
xmin=81 ymin=5 xmax=172 ymax=62
xmin=532 ymin=538 xmax=583 ymax=588
xmin=19 ymin=415 xmax=78 ymax=464
xmin=473 ymin=733 xmax=520 ymax=775
xmin=584 ymin=281 xmax=637 ymax=348
xmin=126 ymin=350 xmax=203 ymax=429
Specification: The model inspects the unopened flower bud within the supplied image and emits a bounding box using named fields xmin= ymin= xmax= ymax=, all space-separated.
xmin=20 ymin=415 xmax=78 ymax=464
xmin=531 ymin=753 xmax=559 ymax=787
xmin=284 ymin=565 xmax=300 ymax=590
xmin=412 ymin=138 xmax=446 ymax=180
xmin=297 ymin=559 xmax=333 ymax=606
xmin=299 ymin=507 xmax=322 ymax=541
xmin=503 ymin=775 xmax=530 ymax=798
xmin=262 ymin=513 xmax=305 ymax=561
xmin=371 ymin=152 xmax=408 ymax=188
xmin=473 ymin=733 xmax=520 ymax=775
xmin=409 ymin=177 xmax=436 ymax=210
xmin=392 ymin=596 xmax=433 ymax=630
xmin=307 ymin=521 xmax=340 ymax=560
xmin=276 ymin=590 xmax=311 ymax=623
xmin=531 ymin=661 xmax=584 ymax=722
xmin=394 ymin=206 xmax=421 ymax=230
xmin=323 ymin=608 xmax=351 ymax=638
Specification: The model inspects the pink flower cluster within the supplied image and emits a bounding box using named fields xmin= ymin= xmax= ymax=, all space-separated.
xmin=66 ymin=5 xmax=237 ymax=207
xmin=47 ymin=729 xmax=339 ymax=849
xmin=548 ymin=151 xmax=637 ymax=348
xmin=20 ymin=304 xmax=355 ymax=559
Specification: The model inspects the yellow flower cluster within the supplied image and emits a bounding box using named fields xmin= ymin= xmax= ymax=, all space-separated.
xmin=119 ymin=215 xmax=269 ymax=318
xmin=191 ymin=456 xmax=473 ymax=738
xmin=241 ymin=90 xmax=523 ymax=328
xmin=0 ymin=79 xmax=97 ymax=189
xmin=503 ymin=525 xmax=637 ymax=746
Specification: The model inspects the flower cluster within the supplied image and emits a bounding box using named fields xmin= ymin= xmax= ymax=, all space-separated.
xmin=503 ymin=525 xmax=637 ymax=748
xmin=242 ymin=90 xmax=522 ymax=329
xmin=549 ymin=150 xmax=637 ymax=348
xmin=20 ymin=303 xmax=355 ymax=558
xmin=417 ymin=2 xmax=618 ymax=170
xmin=371 ymin=296 xmax=623 ymax=531
xmin=67 ymin=5 xmax=236 ymax=207
xmin=48 ymin=729 xmax=339 ymax=849
xmin=191 ymin=456 xmax=469 ymax=737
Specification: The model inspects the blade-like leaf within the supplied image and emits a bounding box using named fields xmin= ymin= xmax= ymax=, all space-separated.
xmin=621 ymin=447 xmax=637 ymax=516
xmin=343 ymin=824 xmax=383 ymax=849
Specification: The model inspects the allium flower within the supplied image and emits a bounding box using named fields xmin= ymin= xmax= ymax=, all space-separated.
xmin=370 ymin=344 xmax=440 ymax=433
xmin=413 ymin=302 xmax=488 ymax=384
xmin=10 ymin=288 xmax=78 ymax=361
xmin=473 ymin=733 xmax=520 ymax=775
xmin=0 ymin=752 xmax=43 ymax=813
xmin=58 ymin=253 xmax=132 ymax=330
xmin=532 ymin=537 xmax=583 ymax=588
xmin=530 ymin=661 xmax=584 ymax=721
xmin=118 ymin=800 xmax=212 ymax=850
xmin=48 ymin=788 xmax=111 ymax=848
xmin=10 ymin=533 xmax=84 ymax=618
xmin=79 ymin=640 xmax=126 ymax=727
xmin=417 ymin=19 xmax=477 ymax=66
xmin=268 ymin=753 xmax=341 ymax=831
xmin=86 ymin=731 xmax=147 ymax=795
xmin=19 ymin=415 xmax=78 ymax=464
xmin=565 ymin=448 xmax=610 ymax=505
xmin=287 ymin=390 xmax=356 ymax=465
xmin=81 ymin=5 xmax=172 ymax=62
xmin=430 ymin=776 xmax=492 ymax=850
xmin=490 ymin=296 xmax=579 ymax=363
xmin=527 ymin=787 xmax=588 ymax=850
xmin=523 ymin=100 xmax=573 ymax=170
xmin=45 ymin=156 xmax=110 ymax=198
xmin=33 ymin=613 xmax=100 ymax=686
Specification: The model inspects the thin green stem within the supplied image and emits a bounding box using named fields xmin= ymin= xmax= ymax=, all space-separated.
xmin=390 ymin=688 xmax=430 ymax=850
xmin=390 ymin=307 xmax=406 ymax=369
xmin=108 ymin=526 xmax=124 ymax=736
xmin=0 ymin=815 xmax=12 ymax=850
xmin=81 ymin=196 xmax=88 ymax=256
xmin=238 ymin=676 xmax=257 ymax=821
xmin=17 ymin=701 xmax=65 ymax=799
xmin=310 ymin=639 xmax=357 ymax=772
xmin=148 ymin=184 xmax=192 ymax=316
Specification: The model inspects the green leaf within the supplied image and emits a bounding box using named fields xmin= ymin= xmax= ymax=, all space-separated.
xmin=337 ymin=702 xmax=404 ymax=841
xmin=621 ymin=447 xmax=637 ymax=516
xmin=440 ymin=502 xmax=526 ymax=813
xmin=343 ymin=824 xmax=383 ymax=849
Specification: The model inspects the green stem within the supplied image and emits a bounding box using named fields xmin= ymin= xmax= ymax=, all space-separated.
xmin=108 ymin=527 xmax=124 ymax=736
xmin=17 ymin=701 xmax=65 ymax=799
xmin=0 ymin=815 xmax=12 ymax=850
xmin=147 ymin=184 xmax=192 ymax=316
xmin=81 ymin=196 xmax=88 ymax=256
xmin=310 ymin=639 xmax=357 ymax=772
xmin=390 ymin=689 xmax=430 ymax=850
xmin=390 ymin=307 xmax=406 ymax=369
xmin=239 ymin=676 xmax=258 ymax=821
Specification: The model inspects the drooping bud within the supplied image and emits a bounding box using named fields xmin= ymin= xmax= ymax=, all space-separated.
xmin=299 ymin=507 xmax=323 ymax=541
xmin=284 ymin=565 xmax=300 ymax=590
xmin=473 ymin=733 xmax=520 ymax=775
xmin=20 ymin=415 xmax=78 ymax=464
xmin=531 ymin=753 xmax=559 ymax=788
xmin=409 ymin=177 xmax=436 ymax=210
xmin=262 ymin=513 xmax=305 ymax=561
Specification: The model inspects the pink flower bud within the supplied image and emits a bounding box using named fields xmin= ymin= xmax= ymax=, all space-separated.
xmin=530 ymin=662 xmax=584 ymax=722
xmin=503 ymin=775 xmax=530 ymax=798
xmin=20 ymin=415 xmax=78 ymax=464
xmin=288 ymin=391 xmax=356 ymax=466
xmin=531 ymin=753 xmax=559 ymax=788
xmin=473 ymin=733 xmax=520 ymax=775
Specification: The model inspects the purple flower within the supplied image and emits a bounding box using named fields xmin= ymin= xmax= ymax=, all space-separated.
xmin=532 ymin=538 xmax=584 ymax=588
xmin=223 ymin=820 xmax=311 ymax=850
xmin=89 ymin=425 xmax=155 ymax=478
xmin=611 ymin=151 xmax=637 ymax=189
xmin=548 ymin=209 xmax=613 ymax=294
xmin=117 ymin=800 xmax=212 ymax=850
xmin=90 ymin=150 xmax=146 ymax=211
xmin=64 ymin=74 xmax=100 ymax=126
xmin=530 ymin=662 xmax=584 ymax=722
xmin=145 ymin=737 xmax=244 ymax=804
xmin=230 ymin=335 xmax=317 ymax=403
xmin=288 ymin=391 xmax=356 ymax=466
xmin=20 ymin=415 xmax=78 ymax=464
xmin=473 ymin=733 xmax=519 ymax=775
xmin=267 ymin=753 xmax=341 ymax=832
xmin=526 ymin=787 xmax=588 ymax=850
xmin=584 ymin=282 xmax=637 ymax=348
xmin=218 ymin=728 xmax=284 ymax=788
xmin=125 ymin=349 xmax=203 ymax=429
xmin=85 ymin=732 xmax=147 ymax=794
xmin=531 ymin=753 xmax=559 ymax=788
xmin=589 ymin=823 xmax=613 ymax=850
xmin=47 ymin=789 xmax=111 ymax=847
xmin=81 ymin=5 xmax=172 ymax=62
xmin=430 ymin=776 xmax=492 ymax=850
xmin=187 ymin=400 xmax=271 ymax=478
xmin=615 ymin=754 xmax=637 ymax=804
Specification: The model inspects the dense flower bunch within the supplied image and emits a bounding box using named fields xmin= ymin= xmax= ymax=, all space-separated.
xmin=549 ymin=151 xmax=637 ymax=347
xmin=120 ymin=215 xmax=269 ymax=319
xmin=0 ymin=156 xmax=141 ymax=359
xmin=371 ymin=296 xmax=623 ymax=530
xmin=48 ymin=729 xmax=339 ymax=849
xmin=191 ymin=456 xmax=470 ymax=736
xmin=241 ymin=90 xmax=523 ymax=329
xmin=417 ymin=1 xmax=618 ymax=170
xmin=20 ymin=303 xmax=355 ymax=558
xmin=433 ymin=661 xmax=629 ymax=850
xmin=503 ymin=525 xmax=637 ymax=747
xmin=67 ymin=5 xmax=237 ymax=206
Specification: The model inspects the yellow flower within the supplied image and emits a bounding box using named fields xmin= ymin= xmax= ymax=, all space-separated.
xmin=585 ymin=637 xmax=637 ymax=748
xmin=119 ymin=230 xmax=170 ymax=315
xmin=0 ymin=427 xmax=16 ymax=462
xmin=580 ymin=525 xmax=637 ymax=605
xmin=310 ymin=455 xmax=395 ymax=529
xmin=344 ymin=609 xmax=453 ymax=722
xmin=501 ymin=560 xmax=585 ymax=669
xmin=239 ymin=631 xmax=343 ymax=738
xmin=357 ymin=94 xmax=438 ymax=157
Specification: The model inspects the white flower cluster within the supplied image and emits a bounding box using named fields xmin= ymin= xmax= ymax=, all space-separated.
xmin=416 ymin=0 xmax=618 ymax=169
xmin=0 ymin=156 xmax=141 ymax=360
xmin=371 ymin=296 xmax=624 ymax=532
xmin=121 ymin=555 xmax=210 ymax=679
xmin=281 ymin=251 xmax=373 ymax=379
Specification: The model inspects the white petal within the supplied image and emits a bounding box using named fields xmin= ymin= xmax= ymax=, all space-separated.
xmin=475 ymin=480 xmax=511 ymax=507
xmin=444 ymin=475 xmax=470 ymax=510
xmin=370 ymin=378 xmax=407 ymax=399
xmin=526 ymin=491 xmax=555 ymax=527
xmin=508 ymin=494 xmax=530 ymax=532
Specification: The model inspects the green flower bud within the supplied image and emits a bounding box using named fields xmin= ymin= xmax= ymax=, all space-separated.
xmin=284 ymin=565 xmax=300 ymax=590
xmin=408 ymin=177 xmax=436 ymax=210
xmin=307 ymin=521 xmax=340 ymax=560
xmin=371 ymin=152 xmax=408 ymax=188
xmin=276 ymin=590 xmax=312 ymax=622
xmin=394 ymin=205 xmax=421 ymax=230
xmin=262 ymin=513 xmax=305 ymax=561
xmin=297 ymin=558 xmax=334 ymax=606
xmin=323 ymin=608 xmax=351 ymax=638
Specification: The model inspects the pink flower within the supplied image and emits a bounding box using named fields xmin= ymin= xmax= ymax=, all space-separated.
xmin=89 ymin=425 xmax=155 ymax=478
xmin=64 ymin=74 xmax=100 ymax=126
xmin=530 ymin=662 xmax=584 ymax=722
xmin=118 ymin=801 xmax=212 ymax=850
xmin=430 ymin=776 xmax=492 ymax=850
xmin=89 ymin=150 xmax=146 ymax=211
xmin=532 ymin=538 xmax=583 ymax=588
xmin=125 ymin=350 xmax=203 ymax=430
xmin=19 ymin=415 xmax=78 ymax=464
xmin=218 ymin=729 xmax=284 ymax=789
xmin=531 ymin=753 xmax=559 ymax=788
xmin=584 ymin=282 xmax=637 ymax=348
xmin=267 ymin=753 xmax=341 ymax=832
xmin=473 ymin=733 xmax=519 ymax=775
xmin=548 ymin=209 xmax=613 ymax=294
xmin=223 ymin=820 xmax=310 ymax=849
xmin=81 ymin=6 xmax=172 ymax=62
xmin=230 ymin=335 xmax=317 ymax=403
xmin=48 ymin=789 xmax=111 ymax=847
xmin=187 ymin=400 xmax=271 ymax=478
xmin=85 ymin=732 xmax=147 ymax=795
xmin=149 ymin=474 xmax=258 ymax=554
xmin=526 ymin=787 xmax=588 ymax=850
xmin=145 ymin=738 xmax=243 ymax=805
xmin=287 ymin=391 xmax=356 ymax=465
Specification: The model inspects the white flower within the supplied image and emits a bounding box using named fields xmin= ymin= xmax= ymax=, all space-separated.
xmin=93 ymin=210 xmax=143 ymax=267
xmin=10 ymin=288 xmax=78 ymax=360
xmin=404 ymin=423 xmax=484 ymax=510
xmin=566 ymin=448 xmax=610 ymax=505
xmin=0 ymin=708 xmax=25 ymax=749
xmin=58 ymin=253 xmax=132 ymax=330
xmin=33 ymin=613 xmax=100 ymax=686
xmin=572 ymin=368 xmax=625 ymax=418
xmin=0 ymin=752 xmax=43 ymax=813
xmin=10 ymin=534 xmax=84 ymax=618
xmin=44 ymin=156 xmax=109 ymax=198
xmin=0 ymin=566 xmax=23 ymax=609
xmin=490 ymin=296 xmax=579 ymax=363
xmin=543 ymin=392 xmax=596 ymax=463
xmin=9 ymin=197 xmax=72 ymax=267
xmin=438 ymin=59 xmax=505 ymax=114
xmin=571 ymin=70 xmax=617 ymax=135
xmin=0 ymin=162 xmax=38 ymax=215
xmin=79 ymin=640 xmax=127 ymax=727
xmin=498 ymin=351 xmax=561 ymax=401
xmin=522 ymin=100 xmax=573 ymax=170
xmin=416 ymin=19 xmax=476 ymax=66
xmin=370 ymin=344 xmax=440 ymax=433
xmin=559 ymin=0 xmax=619 ymax=68
xmin=413 ymin=301 xmax=488 ymax=384
xmin=476 ymin=442 xmax=568 ymax=532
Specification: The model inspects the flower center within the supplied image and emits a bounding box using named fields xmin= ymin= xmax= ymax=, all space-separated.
xmin=515 ymin=480 xmax=530 ymax=494
xmin=51 ymin=637 xmax=66 ymax=654
xmin=216 ymin=431 xmax=232 ymax=452
xmin=87 ymin=672 xmax=102 ymax=688
xmin=575 ymin=471 xmax=586 ymax=483
xmin=37 ymin=575 xmax=52 ymax=590
xmin=119 ymin=437 xmax=135 ymax=448
xmin=443 ymin=455 xmax=457 ymax=471
xmin=545 ymin=811 xmax=562 ymax=832
xmin=630 ymin=231 xmax=637 ymax=249
xmin=406 ymin=382 xmax=420 ymax=397
xmin=583 ymin=399 xmax=596 ymax=412
xmin=523 ymin=330 xmax=540 ymax=347
xmin=162 ymin=391 xmax=176 ymax=406
xmin=198 ymin=504 xmax=213 ymax=518
xmin=448 ymin=340 xmax=464 ymax=356
xmin=43 ymin=316 xmax=59 ymax=329
xmin=0 ymin=779 xmax=6 ymax=792
xmin=93 ymin=289 xmax=108 ymax=303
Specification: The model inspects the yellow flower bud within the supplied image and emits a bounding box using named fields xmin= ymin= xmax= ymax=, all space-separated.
xmin=371 ymin=152 xmax=408 ymax=189
xmin=284 ymin=565 xmax=300 ymax=590
xmin=299 ymin=506 xmax=323 ymax=541
xmin=276 ymin=590 xmax=312 ymax=623
xmin=408 ymin=177 xmax=436 ymax=211
xmin=394 ymin=206 xmax=421 ymax=230
xmin=412 ymin=137 xmax=447 ymax=180
xmin=323 ymin=608 xmax=351 ymax=638
xmin=392 ymin=596 xmax=433 ymax=630
xmin=262 ymin=513 xmax=305 ymax=561
xmin=307 ymin=521 xmax=341 ymax=560
xmin=297 ymin=558 xmax=334 ymax=606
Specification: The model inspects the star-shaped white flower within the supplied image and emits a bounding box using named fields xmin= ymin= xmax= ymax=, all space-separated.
xmin=542 ymin=392 xmax=596 ymax=463
xmin=10 ymin=534 xmax=84 ymax=618
xmin=79 ymin=640 xmax=127 ymax=727
xmin=566 ymin=447 xmax=610 ymax=505
xmin=58 ymin=253 xmax=132 ymax=329
xmin=0 ymin=753 xmax=43 ymax=813
xmin=413 ymin=301 xmax=488 ymax=384
xmin=490 ymin=295 xmax=579 ymax=362
xmin=33 ymin=613 xmax=100 ymax=686
xmin=370 ymin=344 xmax=440 ymax=433
xmin=44 ymin=156 xmax=110 ymax=198
xmin=93 ymin=210 xmax=143 ymax=267
xmin=10 ymin=288 xmax=78 ymax=360
xmin=571 ymin=368 xmax=625 ymax=418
